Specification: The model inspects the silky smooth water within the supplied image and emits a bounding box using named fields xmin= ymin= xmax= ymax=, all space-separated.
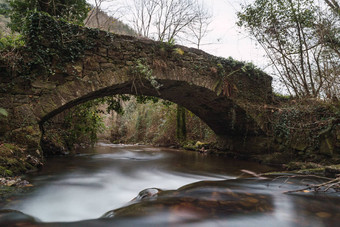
xmin=1 ymin=143 xmax=339 ymax=226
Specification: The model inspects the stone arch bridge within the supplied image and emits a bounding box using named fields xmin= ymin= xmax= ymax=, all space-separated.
xmin=0 ymin=18 xmax=273 ymax=155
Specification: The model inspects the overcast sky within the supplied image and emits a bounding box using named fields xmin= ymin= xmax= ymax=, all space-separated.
xmin=199 ymin=0 xmax=267 ymax=66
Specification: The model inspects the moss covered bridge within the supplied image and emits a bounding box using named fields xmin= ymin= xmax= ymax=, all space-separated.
xmin=0 ymin=14 xmax=273 ymax=162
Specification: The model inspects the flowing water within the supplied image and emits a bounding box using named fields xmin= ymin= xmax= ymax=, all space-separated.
xmin=0 ymin=143 xmax=339 ymax=226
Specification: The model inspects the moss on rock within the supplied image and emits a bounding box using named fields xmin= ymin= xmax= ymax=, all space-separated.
xmin=0 ymin=143 xmax=42 ymax=177
xmin=9 ymin=125 xmax=41 ymax=149
xmin=41 ymin=129 xmax=68 ymax=156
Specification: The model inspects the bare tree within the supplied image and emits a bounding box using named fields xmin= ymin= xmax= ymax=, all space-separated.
xmin=186 ymin=1 xmax=212 ymax=49
xmin=130 ymin=0 xmax=158 ymax=38
xmin=127 ymin=0 xmax=211 ymax=44
xmin=156 ymin=0 xmax=197 ymax=41
xmin=324 ymin=0 xmax=340 ymax=15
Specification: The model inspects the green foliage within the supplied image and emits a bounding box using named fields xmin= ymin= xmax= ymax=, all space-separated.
xmin=0 ymin=3 xmax=95 ymax=81
xmin=166 ymin=38 xmax=175 ymax=46
xmin=135 ymin=95 xmax=172 ymax=108
xmin=274 ymin=92 xmax=291 ymax=101
xmin=131 ymin=59 xmax=162 ymax=90
xmin=215 ymin=56 xmax=266 ymax=80
xmin=329 ymin=102 xmax=340 ymax=116
xmin=109 ymin=97 xmax=215 ymax=145
xmin=106 ymin=95 xmax=130 ymax=115
xmin=8 ymin=0 xmax=90 ymax=33
xmin=213 ymin=56 xmax=267 ymax=97
xmin=13 ymin=12 xmax=99 ymax=79
xmin=0 ymin=2 xmax=95 ymax=81
xmin=0 ymin=32 xmax=24 ymax=50
xmin=237 ymin=0 xmax=340 ymax=98
xmin=0 ymin=1 xmax=10 ymax=16
xmin=0 ymin=166 xmax=13 ymax=177
xmin=268 ymin=99 xmax=340 ymax=162
xmin=59 ymin=95 xmax=133 ymax=148
xmin=25 ymin=12 xmax=85 ymax=61
xmin=136 ymin=95 xmax=159 ymax=104
xmin=63 ymin=100 xmax=105 ymax=148
xmin=0 ymin=107 xmax=8 ymax=117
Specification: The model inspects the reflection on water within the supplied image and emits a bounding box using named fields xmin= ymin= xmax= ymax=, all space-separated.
xmin=0 ymin=143 xmax=339 ymax=226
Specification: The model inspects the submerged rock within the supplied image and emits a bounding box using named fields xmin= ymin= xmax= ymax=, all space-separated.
xmin=132 ymin=188 xmax=162 ymax=201
xmin=101 ymin=181 xmax=273 ymax=220
xmin=101 ymin=188 xmax=162 ymax=218
xmin=0 ymin=209 xmax=39 ymax=226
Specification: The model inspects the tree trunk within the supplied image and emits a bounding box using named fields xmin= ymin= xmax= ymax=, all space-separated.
xmin=176 ymin=104 xmax=186 ymax=142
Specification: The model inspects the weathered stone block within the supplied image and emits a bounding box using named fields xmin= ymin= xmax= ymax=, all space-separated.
xmin=290 ymin=135 xmax=308 ymax=151
xmin=110 ymin=42 xmax=122 ymax=50
xmin=100 ymin=63 xmax=115 ymax=69
xmin=84 ymin=57 xmax=100 ymax=70
xmin=126 ymin=61 xmax=134 ymax=66
xmin=31 ymin=80 xmax=57 ymax=90
xmin=12 ymin=104 xmax=38 ymax=126
xmin=98 ymin=47 xmax=108 ymax=57
xmin=49 ymin=73 xmax=67 ymax=85
xmin=65 ymin=62 xmax=83 ymax=77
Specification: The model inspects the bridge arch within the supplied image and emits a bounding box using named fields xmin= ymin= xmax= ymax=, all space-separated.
xmin=36 ymin=77 xmax=256 ymax=136
xmin=30 ymin=30 xmax=272 ymax=137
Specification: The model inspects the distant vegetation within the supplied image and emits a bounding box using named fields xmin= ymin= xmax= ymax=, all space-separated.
xmin=107 ymin=97 xmax=216 ymax=146
xmin=0 ymin=0 xmax=10 ymax=35
xmin=85 ymin=8 xmax=135 ymax=35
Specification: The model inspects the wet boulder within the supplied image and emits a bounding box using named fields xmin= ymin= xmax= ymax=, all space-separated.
xmin=101 ymin=181 xmax=273 ymax=220
xmin=0 ymin=209 xmax=39 ymax=226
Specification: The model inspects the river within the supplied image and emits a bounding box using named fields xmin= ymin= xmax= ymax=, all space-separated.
xmin=0 ymin=143 xmax=339 ymax=226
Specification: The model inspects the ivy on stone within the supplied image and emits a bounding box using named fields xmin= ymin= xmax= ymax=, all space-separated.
xmin=8 ymin=0 xmax=90 ymax=33
xmin=22 ymin=12 xmax=97 ymax=77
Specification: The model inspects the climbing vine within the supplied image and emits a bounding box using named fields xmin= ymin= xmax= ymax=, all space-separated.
xmin=130 ymin=59 xmax=162 ymax=92
xmin=213 ymin=56 xmax=268 ymax=98
xmin=0 ymin=12 xmax=101 ymax=83
xmin=0 ymin=108 xmax=7 ymax=117
xmin=24 ymin=12 xmax=98 ymax=76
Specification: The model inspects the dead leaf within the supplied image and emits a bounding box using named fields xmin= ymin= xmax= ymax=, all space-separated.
xmin=316 ymin=212 xmax=331 ymax=218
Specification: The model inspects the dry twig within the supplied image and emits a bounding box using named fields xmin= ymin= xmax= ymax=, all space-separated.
xmin=282 ymin=177 xmax=340 ymax=194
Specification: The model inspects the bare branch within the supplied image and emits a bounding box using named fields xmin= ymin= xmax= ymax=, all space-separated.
xmin=127 ymin=0 xmax=210 ymax=44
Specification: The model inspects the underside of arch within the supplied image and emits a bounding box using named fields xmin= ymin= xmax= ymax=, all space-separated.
xmin=37 ymin=79 xmax=263 ymax=137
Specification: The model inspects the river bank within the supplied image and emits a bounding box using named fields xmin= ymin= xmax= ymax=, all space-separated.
xmin=0 ymin=142 xmax=42 ymax=202
xmin=0 ymin=143 xmax=42 ymax=177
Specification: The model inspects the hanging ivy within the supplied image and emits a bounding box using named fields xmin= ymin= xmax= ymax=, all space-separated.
xmin=23 ymin=12 xmax=97 ymax=76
